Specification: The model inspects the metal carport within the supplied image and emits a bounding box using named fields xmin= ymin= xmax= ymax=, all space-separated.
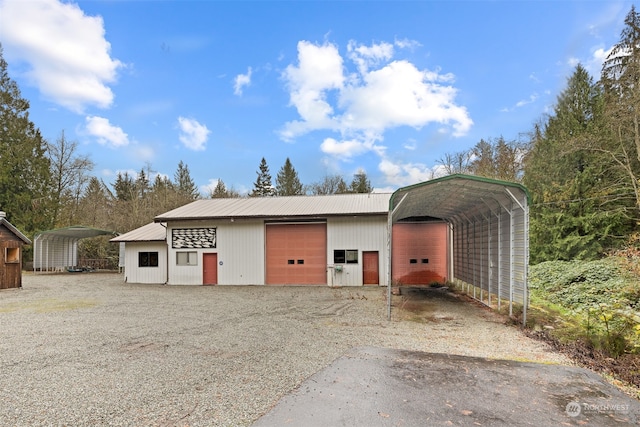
xmin=387 ymin=174 xmax=530 ymax=324
xmin=33 ymin=226 xmax=117 ymax=272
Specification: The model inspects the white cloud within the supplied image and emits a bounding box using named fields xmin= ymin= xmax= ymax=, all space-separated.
xmin=84 ymin=116 xmax=129 ymax=147
xmin=341 ymin=60 xmax=472 ymax=136
xmin=0 ymin=0 xmax=123 ymax=113
xmin=320 ymin=137 xmax=371 ymax=158
xmin=177 ymin=116 xmax=210 ymax=151
xmin=378 ymin=157 xmax=442 ymax=187
xmin=234 ymin=67 xmax=252 ymax=96
xmin=347 ymin=40 xmax=394 ymax=74
xmin=281 ymin=41 xmax=345 ymax=138
xmin=280 ymin=39 xmax=472 ymax=142
xmin=394 ymin=38 xmax=421 ymax=51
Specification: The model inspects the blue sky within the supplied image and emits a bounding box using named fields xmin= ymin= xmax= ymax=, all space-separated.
xmin=0 ymin=0 xmax=633 ymax=195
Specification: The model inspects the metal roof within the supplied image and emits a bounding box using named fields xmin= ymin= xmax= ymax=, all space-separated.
xmin=110 ymin=222 xmax=166 ymax=242
xmin=34 ymin=226 xmax=117 ymax=240
xmin=154 ymin=193 xmax=392 ymax=222
xmin=390 ymin=174 xmax=530 ymax=222
xmin=0 ymin=217 xmax=31 ymax=244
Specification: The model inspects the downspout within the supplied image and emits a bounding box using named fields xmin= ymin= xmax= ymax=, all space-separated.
xmin=161 ymin=223 xmax=168 ymax=285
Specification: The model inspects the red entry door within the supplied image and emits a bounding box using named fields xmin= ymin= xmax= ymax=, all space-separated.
xmin=363 ymin=251 xmax=379 ymax=285
xmin=203 ymin=253 xmax=218 ymax=285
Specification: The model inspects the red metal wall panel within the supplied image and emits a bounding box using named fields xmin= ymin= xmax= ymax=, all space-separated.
xmin=392 ymin=222 xmax=448 ymax=285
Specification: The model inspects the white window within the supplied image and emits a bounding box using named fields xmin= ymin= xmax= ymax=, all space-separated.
xmin=176 ymin=251 xmax=198 ymax=266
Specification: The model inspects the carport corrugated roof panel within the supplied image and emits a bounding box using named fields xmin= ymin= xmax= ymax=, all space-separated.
xmin=390 ymin=174 xmax=529 ymax=221
xmin=35 ymin=226 xmax=117 ymax=240
xmin=155 ymin=193 xmax=392 ymax=221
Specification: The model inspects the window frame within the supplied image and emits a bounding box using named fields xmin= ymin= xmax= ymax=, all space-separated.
xmin=5 ymin=247 xmax=19 ymax=264
xmin=138 ymin=251 xmax=159 ymax=268
xmin=333 ymin=249 xmax=358 ymax=264
xmin=176 ymin=251 xmax=198 ymax=266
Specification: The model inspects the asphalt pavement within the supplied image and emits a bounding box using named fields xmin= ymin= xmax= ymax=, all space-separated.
xmin=253 ymin=346 xmax=640 ymax=426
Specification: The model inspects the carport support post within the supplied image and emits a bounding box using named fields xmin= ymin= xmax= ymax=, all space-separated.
xmin=387 ymin=194 xmax=407 ymax=321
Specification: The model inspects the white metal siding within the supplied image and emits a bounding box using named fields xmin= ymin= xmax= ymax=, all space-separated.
xmin=326 ymin=216 xmax=388 ymax=286
xmin=218 ymin=220 xmax=264 ymax=285
xmin=451 ymin=199 xmax=529 ymax=308
xmin=167 ymin=219 xmax=265 ymax=285
xmin=124 ymin=242 xmax=167 ymax=284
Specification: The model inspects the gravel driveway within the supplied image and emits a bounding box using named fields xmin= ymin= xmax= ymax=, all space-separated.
xmin=0 ymin=272 xmax=568 ymax=426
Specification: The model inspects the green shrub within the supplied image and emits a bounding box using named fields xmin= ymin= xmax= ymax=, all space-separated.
xmin=529 ymin=258 xmax=640 ymax=357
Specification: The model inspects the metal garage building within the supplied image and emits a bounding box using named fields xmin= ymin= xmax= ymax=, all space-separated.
xmin=112 ymin=174 xmax=529 ymax=322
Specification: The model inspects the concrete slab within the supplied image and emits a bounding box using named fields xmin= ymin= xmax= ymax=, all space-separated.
xmin=253 ymin=347 xmax=640 ymax=426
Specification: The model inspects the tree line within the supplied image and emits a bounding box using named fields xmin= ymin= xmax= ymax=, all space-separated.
xmin=2 ymin=6 xmax=640 ymax=264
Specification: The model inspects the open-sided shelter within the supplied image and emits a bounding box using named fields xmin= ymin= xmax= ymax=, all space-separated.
xmin=33 ymin=226 xmax=117 ymax=272
xmin=0 ymin=211 xmax=31 ymax=289
xmin=389 ymin=175 xmax=530 ymax=322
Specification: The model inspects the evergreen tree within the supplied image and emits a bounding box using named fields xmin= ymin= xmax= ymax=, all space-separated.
xmin=210 ymin=179 xmax=241 ymax=198
xmin=350 ymin=169 xmax=372 ymax=193
xmin=601 ymin=5 xmax=640 ymax=220
xmin=77 ymin=177 xmax=112 ymax=228
xmin=250 ymin=157 xmax=275 ymax=197
xmin=113 ymin=172 xmax=135 ymax=201
xmin=0 ymin=44 xmax=52 ymax=234
xmin=174 ymin=160 xmax=200 ymax=200
xmin=275 ymin=158 xmax=304 ymax=196
xmin=524 ymin=65 xmax=626 ymax=262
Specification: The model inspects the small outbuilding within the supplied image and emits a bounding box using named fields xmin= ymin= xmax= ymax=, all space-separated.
xmin=0 ymin=211 xmax=31 ymax=289
xmin=110 ymin=222 xmax=168 ymax=284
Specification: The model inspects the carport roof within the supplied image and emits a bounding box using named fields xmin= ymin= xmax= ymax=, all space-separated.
xmin=390 ymin=174 xmax=530 ymax=222
xmin=34 ymin=226 xmax=117 ymax=240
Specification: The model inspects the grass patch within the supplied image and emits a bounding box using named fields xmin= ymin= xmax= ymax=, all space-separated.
xmin=0 ymin=298 xmax=98 ymax=313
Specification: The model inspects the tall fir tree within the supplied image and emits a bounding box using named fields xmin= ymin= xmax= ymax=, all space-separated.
xmin=250 ymin=157 xmax=275 ymax=197
xmin=275 ymin=158 xmax=304 ymax=196
xmin=174 ymin=160 xmax=200 ymax=201
xmin=350 ymin=169 xmax=372 ymax=193
xmin=0 ymin=44 xmax=52 ymax=234
xmin=524 ymin=64 xmax=626 ymax=262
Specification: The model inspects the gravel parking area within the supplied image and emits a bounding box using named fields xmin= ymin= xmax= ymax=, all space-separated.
xmin=1 ymin=273 xmax=568 ymax=426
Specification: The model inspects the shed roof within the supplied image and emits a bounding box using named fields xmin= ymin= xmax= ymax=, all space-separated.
xmin=110 ymin=222 xmax=166 ymax=242
xmin=0 ymin=216 xmax=31 ymax=244
xmin=390 ymin=174 xmax=530 ymax=222
xmin=154 ymin=193 xmax=391 ymax=222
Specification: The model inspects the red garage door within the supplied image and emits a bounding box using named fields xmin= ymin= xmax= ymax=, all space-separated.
xmin=392 ymin=222 xmax=448 ymax=285
xmin=266 ymin=223 xmax=327 ymax=285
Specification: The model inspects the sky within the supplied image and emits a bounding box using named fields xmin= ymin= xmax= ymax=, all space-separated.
xmin=0 ymin=0 xmax=634 ymax=196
